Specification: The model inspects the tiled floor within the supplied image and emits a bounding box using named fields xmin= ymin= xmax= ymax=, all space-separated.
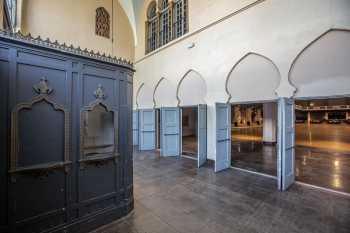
xmin=91 ymin=149 xmax=350 ymax=233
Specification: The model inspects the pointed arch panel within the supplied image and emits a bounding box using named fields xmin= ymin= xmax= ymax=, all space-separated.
xmin=226 ymin=53 xmax=281 ymax=102
xmin=177 ymin=70 xmax=207 ymax=106
xmin=289 ymin=29 xmax=350 ymax=97
xmin=154 ymin=78 xmax=177 ymax=107
xmin=137 ymin=83 xmax=154 ymax=109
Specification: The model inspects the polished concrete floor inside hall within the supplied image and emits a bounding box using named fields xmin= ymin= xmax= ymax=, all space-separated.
xmin=182 ymin=135 xmax=198 ymax=158
xmin=231 ymin=124 xmax=350 ymax=193
xmin=91 ymin=149 xmax=350 ymax=233
xmin=231 ymin=126 xmax=277 ymax=176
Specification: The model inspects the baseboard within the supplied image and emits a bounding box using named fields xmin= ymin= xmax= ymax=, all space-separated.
xmin=6 ymin=198 xmax=134 ymax=233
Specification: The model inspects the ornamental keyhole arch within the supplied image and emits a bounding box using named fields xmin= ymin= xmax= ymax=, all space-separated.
xmin=225 ymin=52 xmax=282 ymax=103
xmin=153 ymin=77 xmax=177 ymax=108
xmin=176 ymin=69 xmax=207 ymax=106
xmin=136 ymin=82 xmax=154 ymax=109
xmin=288 ymin=28 xmax=350 ymax=98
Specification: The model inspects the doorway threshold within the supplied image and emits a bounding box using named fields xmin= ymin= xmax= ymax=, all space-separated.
xmin=230 ymin=166 xmax=277 ymax=180
xmin=295 ymin=181 xmax=350 ymax=197
xmin=181 ymin=155 xmax=198 ymax=161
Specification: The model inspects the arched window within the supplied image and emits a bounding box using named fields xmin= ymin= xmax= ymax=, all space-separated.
xmin=3 ymin=0 xmax=17 ymax=30
xmin=146 ymin=2 xmax=158 ymax=53
xmin=159 ymin=0 xmax=171 ymax=46
xmin=95 ymin=7 xmax=110 ymax=38
xmin=160 ymin=0 xmax=169 ymax=10
xmin=173 ymin=0 xmax=188 ymax=39
xmin=145 ymin=0 xmax=188 ymax=54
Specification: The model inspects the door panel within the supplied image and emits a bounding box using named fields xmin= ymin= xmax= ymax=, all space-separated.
xmin=133 ymin=110 xmax=139 ymax=146
xmin=139 ymin=109 xmax=156 ymax=150
xmin=215 ymin=103 xmax=231 ymax=172
xmin=161 ymin=107 xmax=180 ymax=156
xmin=278 ymin=98 xmax=295 ymax=191
xmin=198 ymin=104 xmax=207 ymax=167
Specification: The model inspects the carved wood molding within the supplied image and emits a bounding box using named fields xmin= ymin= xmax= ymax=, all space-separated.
xmin=0 ymin=29 xmax=134 ymax=69
xmin=10 ymin=79 xmax=71 ymax=178
xmin=79 ymin=87 xmax=119 ymax=169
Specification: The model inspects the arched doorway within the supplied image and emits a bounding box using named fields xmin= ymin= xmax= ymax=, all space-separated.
xmin=217 ymin=53 xmax=281 ymax=182
xmin=136 ymin=83 xmax=157 ymax=151
xmin=175 ymin=70 xmax=208 ymax=167
xmin=290 ymin=29 xmax=350 ymax=194
xmin=153 ymin=78 xmax=177 ymax=150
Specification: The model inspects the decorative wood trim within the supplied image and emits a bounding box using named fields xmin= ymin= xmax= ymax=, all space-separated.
xmin=0 ymin=30 xmax=134 ymax=69
xmin=10 ymin=79 xmax=71 ymax=179
xmin=79 ymin=85 xmax=119 ymax=169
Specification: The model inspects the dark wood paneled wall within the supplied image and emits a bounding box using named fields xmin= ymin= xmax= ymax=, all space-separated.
xmin=0 ymin=36 xmax=134 ymax=233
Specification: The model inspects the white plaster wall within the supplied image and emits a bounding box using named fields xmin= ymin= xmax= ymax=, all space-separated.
xmin=178 ymin=70 xmax=207 ymax=106
xmin=137 ymin=84 xmax=154 ymax=109
xmin=154 ymin=78 xmax=178 ymax=108
xmin=290 ymin=30 xmax=350 ymax=98
xmin=133 ymin=0 xmax=259 ymax=60
xmin=226 ymin=53 xmax=280 ymax=103
xmin=133 ymin=0 xmax=350 ymax=160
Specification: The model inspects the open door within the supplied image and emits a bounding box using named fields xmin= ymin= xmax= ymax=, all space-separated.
xmin=139 ymin=109 xmax=156 ymax=151
xmin=161 ymin=107 xmax=180 ymax=157
xmin=197 ymin=104 xmax=207 ymax=167
xmin=215 ymin=103 xmax=231 ymax=172
xmin=133 ymin=110 xmax=139 ymax=146
xmin=278 ymin=98 xmax=295 ymax=191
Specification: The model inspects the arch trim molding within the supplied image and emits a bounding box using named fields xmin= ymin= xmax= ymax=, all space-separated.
xmin=176 ymin=69 xmax=205 ymax=106
xmin=288 ymin=28 xmax=350 ymax=97
xmin=224 ymin=52 xmax=282 ymax=103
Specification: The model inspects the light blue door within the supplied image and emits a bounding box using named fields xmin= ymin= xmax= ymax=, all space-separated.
xmin=197 ymin=104 xmax=207 ymax=168
xmin=161 ymin=107 xmax=180 ymax=157
xmin=215 ymin=103 xmax=231 ymax=172
xmin=139 ymin=109 xmax=156 ymax=151
xmin=278 ymin=98 xmax=295 ymax=191
xmin=133 ymin=110 xmax=139 ymax=146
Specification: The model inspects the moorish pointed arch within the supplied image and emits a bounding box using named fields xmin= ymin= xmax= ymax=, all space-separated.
xmin=136 ymin=82 xmax=154 ymax=109
xmin=135 ymin=83 xmax=144 ymax=109
xmin=176 ymin=69 xmax=207 ymax=106
xmin=225 ymin=52 xmax=281 ymax=103
xmin=153 ymin=77 xmax=177 ymax=108
xmin=289 ymin=28 xmax=350 ymax=98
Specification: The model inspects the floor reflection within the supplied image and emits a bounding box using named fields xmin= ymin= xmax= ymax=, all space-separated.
xmin=182 ymin=135 xmax=198 ymax=158
xmin=231 ymin=123 xmax=350 ymax=193
xmin=231 ymin=127 xmax=277 ymax=176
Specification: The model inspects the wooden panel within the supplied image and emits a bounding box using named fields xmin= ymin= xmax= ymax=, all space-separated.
xmin=0 ymin=60 xmax=9 ymax=228
xmin=17 ymin=102 xmax=65 ymax=166
xmin=16 ymin=63 xmax=68 ymax=106
xmin=1 ymin=34 xmax=134 ymax=233
xmin=82 ymin=74 xmax=117 ymax=107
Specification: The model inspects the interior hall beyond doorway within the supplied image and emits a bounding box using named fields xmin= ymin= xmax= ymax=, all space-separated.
xmin=182 ymin=107 xmax=198 ymax=159
xmin=295 ymin=98 xmax=350 ymax=193
xmin=231 ymin=102 xmax=278 ymax=177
